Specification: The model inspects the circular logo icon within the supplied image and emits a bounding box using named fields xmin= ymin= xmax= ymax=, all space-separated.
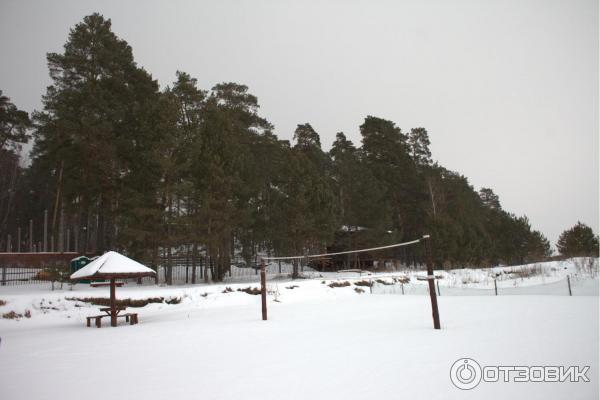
xmin=450 ymin=358 xmax=482 ymax=390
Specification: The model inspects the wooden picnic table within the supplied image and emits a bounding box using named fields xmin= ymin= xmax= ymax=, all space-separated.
xmin=86 ymin=306 xmax=138 ymax=328
xmin=83 ymin=279 xmax=141 ymax=328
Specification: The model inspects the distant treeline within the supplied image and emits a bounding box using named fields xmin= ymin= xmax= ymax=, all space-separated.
xmin=0 ymin=13 xmax=567 ymax=279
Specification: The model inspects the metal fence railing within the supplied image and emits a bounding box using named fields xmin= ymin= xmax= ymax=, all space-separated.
xmin=0 ymin=265 xmax=49 ymax=286
xmin=371 ymin=276 xmax=599 ymax=296
xmin=0 ymin=258 xmax=305 ymax=288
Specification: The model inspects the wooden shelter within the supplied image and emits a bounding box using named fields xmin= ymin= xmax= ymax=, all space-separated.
xmin=70 ymin=251 xmax=155 ymax=327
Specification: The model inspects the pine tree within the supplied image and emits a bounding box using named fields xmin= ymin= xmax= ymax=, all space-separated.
xmin=330 ymin=132 xmax=387 ymax=240
xmin=0 ymin=91 xmax=31 ymax=243
xmin=330 ymin=132 xmax=357 ymax=226
xmin=479 ymin=188 xmax=501 ymax=210
xmin=294 ymin=123 xmax=321 ymax=149
xmin=274 ymin=124 xmax=338 ymax=277
xmin=186 ymin=82 xmax=273 ymax=281
xmin=360 ymin=116 xmax=424 ymax=241
xmin=407 ymin=127 xmax=432 ymax=167
xmin=556 ymin=222 xmax=599 ymax=257
xmin=526 ymin=230 xmax=552 ymax=260
xmin=0 ymin=90 xmax=30 ymax=151
xmin=31 ymin=13 xmax=162 ymax=253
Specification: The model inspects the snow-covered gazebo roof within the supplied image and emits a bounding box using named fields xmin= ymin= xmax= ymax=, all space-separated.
xmin=70 ymin=251 xmax=155 ymax=280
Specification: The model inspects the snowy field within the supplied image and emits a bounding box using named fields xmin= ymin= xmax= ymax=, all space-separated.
xmin=0 ymin=258 xmax=598 ymax=400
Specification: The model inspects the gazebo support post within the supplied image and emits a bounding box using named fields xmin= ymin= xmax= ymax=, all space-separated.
xmin=110 ymin=278 xmax=117 ymax=327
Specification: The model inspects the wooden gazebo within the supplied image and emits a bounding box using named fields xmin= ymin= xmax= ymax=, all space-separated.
xmin=70 ymin=251 xmax=156 ymax=327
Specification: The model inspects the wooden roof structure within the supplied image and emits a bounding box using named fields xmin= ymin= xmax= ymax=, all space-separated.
xmin=70 ymin=251 xmax=155 ymax=280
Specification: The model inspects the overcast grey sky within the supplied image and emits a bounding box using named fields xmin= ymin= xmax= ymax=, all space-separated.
xmin=0 ymin=0 xmax=598 ymax=247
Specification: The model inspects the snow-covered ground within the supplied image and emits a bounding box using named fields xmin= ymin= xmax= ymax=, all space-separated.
xmin=0 ymin=258 xmax=598 ymax=400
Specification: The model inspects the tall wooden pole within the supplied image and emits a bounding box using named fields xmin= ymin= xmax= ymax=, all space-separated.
xmin=110 ymin=278 xmax=117 ymax=327
xmin=260 ymin=258 xmax=267 ymax=321
xmin=51 ymin=161 xmax=64 ymax=234
xmin=43 ymin=209 xmax=48 ymax=252
xmin=191 ymin=244 xmax=197 ymax=284
xmin=74 ymin=226 xmax=79 ymax=253
xmin=58 ymin=207 xmax=64 ymax=252
xmin=422 ymin=235 xmax=440 ymax=329
xmin=29 ymin=219 xmax=33 ymax=252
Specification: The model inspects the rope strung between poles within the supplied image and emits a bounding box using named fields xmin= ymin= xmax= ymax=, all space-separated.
xmin=259 ymin=234 xmax=441 ymax=330
xmin=262 ymin=238 xmax=423 ymax=261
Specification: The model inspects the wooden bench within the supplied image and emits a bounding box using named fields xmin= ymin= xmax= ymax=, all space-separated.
xmin=124 ymin=313 xmax=138 ymax=325
xmin=86 ymin=312 xmax=139 ymax=328
xmin=86 ymin=314 xmax=109 ymax=328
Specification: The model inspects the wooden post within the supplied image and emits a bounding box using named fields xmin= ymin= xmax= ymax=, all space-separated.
xmin=29 ymin=219 xmax=33 ymax=252
xmin=191 ymin=245 xmax=197 ymax=285
xmin=422 ymin=235 xmax=441 ymax=329
xmin=66 ymin=228 xmax=70 ymax=252
xmin=204 ymin=255 xmax=210 ymax=283
xmin=278 ymin=260 xmax=282 ymax=274
xmin=292 ymin=258 xmax=298 ymax=280
xmin=110 ymin=278 xmax=117 ymax=327
xmin=166 ymin=245 xmax=172 ymax=286
xmin=401 ymin=282 xmax=404 ymax=295
xmin=1 ymin=266 xmax=6 ymax=286
xmin=260 ymin=258 xmax=267 ymax=321
xmin=494 ymin=279 xmax=498 ymax=296
xmin=567 ymin=275 xmax=572 ymax=296
xmin=74 ymin=226 xmax=79 ymax=253
xmin=6 ymin=234 xmax=11 ymax=252
xmin=185 ymin=256 xmax=189 ymax=284
xmin=436 ymin=279 xmax=440 ymax=296
xmin=43 ymin=210 xmax=48 ymax=252
xmin=199 ymin=257 xmax=203 ymax=280
xmin=17 ymin=227 xmax=21 ymax=252
xmin=51 ymin=161 xmax=64 ymax=241
xmin=58 ymin=207 xmax=64 ymax=252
